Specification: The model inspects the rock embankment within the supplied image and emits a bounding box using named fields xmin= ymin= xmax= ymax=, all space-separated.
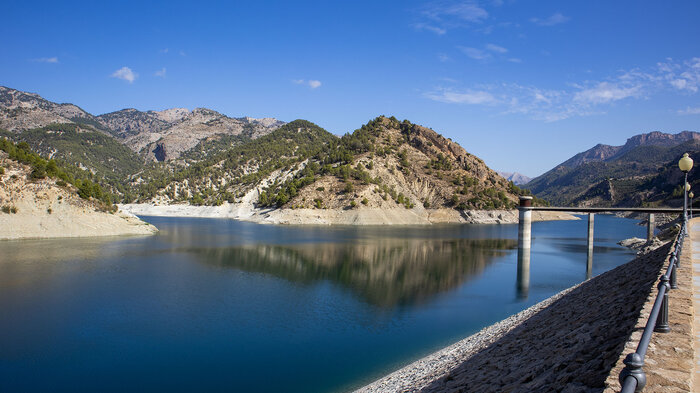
xmin=357 ymin=243 xmax=671 ymax=392
xmin=120 ymin=203 xmax=577 ymax=225
xmin=0 ymin=153 xmax=157 ymax=240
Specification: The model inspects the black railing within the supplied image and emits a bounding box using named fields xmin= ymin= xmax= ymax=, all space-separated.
xmin=618 ymin=220 xmax=686 ymax=392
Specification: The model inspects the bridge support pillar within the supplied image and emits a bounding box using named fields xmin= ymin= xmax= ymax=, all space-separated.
xmin=647 ymin=213 xmax=655 ymax=241
xmin=587 ymin=213 xmax=594 ymax=279
xmin=517 ymin=197 xmax=533 ymax=298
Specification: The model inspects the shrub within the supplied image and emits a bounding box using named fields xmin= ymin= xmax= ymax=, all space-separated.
xmin=0 ymin=166 xmax=4 ymax=175
xmin=316 ymin=186 xmax=325 ymax=191
xmin=350 ymin=201 xmax=357 ymax=208
xmin=56 ymin=180 xmax=67 ymax=187
xmin=361 ymin=197 xmax=368 ymax=205
xmin=1 ymin=205 xmax=10 ymax=214
xmin=344 ymin=182 xmax=354 ymax=193
xmin=30 ymin=166 xmax=46 ymax=179
xmin=314 ymin=198 xmax=323 ymax=209
xmin=47 ymin=208 xmax=52 ymax=214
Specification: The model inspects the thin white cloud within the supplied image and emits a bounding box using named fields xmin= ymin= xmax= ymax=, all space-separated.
xmin=425 ymin=56 xmax=700 ymax=122
xmin=159 ymin=48 xmax=169 ymax=54
xmin=422 ymin=1 xmax=488 ymax=23
xmin=438 ymin=53 xmax=451 ymax=62
xmin=292 ymin=79 xmax=322 ymax=89
xmin=426 ymin=89 xmax=497 ymax=105
xmin=33 ymin=57 xmax=59 ymax=63
xmin=459 ymin=46 xmax=491 ymax=60
xmin=155 ymin=68 xmax=167 ymax=78
xmin=485 ymin=43 xmax=507 ymax=53
xmin=414 ymin=1 xmax=489 ymax=34
xmin=111 ymin=67 xmax=137 ymax=83
xmin=179 ymin=50 xmax=186 ymax=56
xmin=658 ymin=57 xmax=700 ymax=93
xmin=678 ymin=107 xmax=700 ymax=115
xmin=530 ymin=12 xmax=570 ymax=26
xmin=573 ymin=82 xmax=642 ymax=104
xmin=459 ymin=44 xmax=510 ymax=61
xmin=507 ymin=58 xmax=522 ymax=63
xmin=414 ymin=23 xmax=447 ymax=35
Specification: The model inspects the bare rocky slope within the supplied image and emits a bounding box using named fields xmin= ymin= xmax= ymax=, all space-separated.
xmin=0 ymin=151 xmax=157 ymax=240
xmin=0 ymin=86 xmax=102 ymax=132
xmin=97 ymin=107 xmax=284 ymax=162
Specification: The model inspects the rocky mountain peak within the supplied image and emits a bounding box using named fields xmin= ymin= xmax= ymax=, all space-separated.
xmin=152 ymin=108 xmax=190 ymax=123
xmin=0 ymin=86 xmax=95 ymax=132
xmin=497 ymin=171 xmax=532 ymax=185
xmin=622 ymin=130 xmax=700 ymax=150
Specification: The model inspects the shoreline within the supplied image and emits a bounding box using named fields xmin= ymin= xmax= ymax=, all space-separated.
xmin=119 ymin=203 xmax=578 ymax=225
xmin=356 ymin=243 xmax=670 ymax=392
xmin=354 ymin=284 xmax=580 ymax=393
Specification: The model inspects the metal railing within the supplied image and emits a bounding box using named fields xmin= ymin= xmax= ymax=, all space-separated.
xmin=618 ymin=220 xmax=686 ymax=393
xmin=515 ymin=197 xmax=689 ymax=392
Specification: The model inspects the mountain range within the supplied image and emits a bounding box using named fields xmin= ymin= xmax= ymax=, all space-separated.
xmin=6 ymin=85 xmax=694 ymax=212
xmin=525 ymin=131 xmax=700 ymax=207
xmin=0 ymin=86 xmax=534 ymax=216
xmin=0 ymin=86 xmax=284 ymax=162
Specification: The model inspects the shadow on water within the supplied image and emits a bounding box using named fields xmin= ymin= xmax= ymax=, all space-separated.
xmin=191 ymin=238 xmax=517 ymax=307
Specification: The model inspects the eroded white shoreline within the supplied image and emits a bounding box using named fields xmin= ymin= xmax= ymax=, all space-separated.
xmin=120 ymin=203 xmax=578 ymax=225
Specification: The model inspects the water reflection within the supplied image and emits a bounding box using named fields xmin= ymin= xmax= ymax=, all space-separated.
xmin=192 ymin=238 xmax=517 ymax=307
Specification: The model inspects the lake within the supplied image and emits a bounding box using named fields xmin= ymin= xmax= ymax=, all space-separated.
xmin=0 ymin=215 xmax=645 ymax=393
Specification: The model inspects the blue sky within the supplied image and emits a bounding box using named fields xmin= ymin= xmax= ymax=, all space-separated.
xmin=2 ymin=0 xmax=700 ymax=176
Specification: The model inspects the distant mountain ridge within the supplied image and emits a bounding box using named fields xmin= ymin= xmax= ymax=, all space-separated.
xmin=497 ymin=171 xmax=531 ymax=185
xmin=559 ymin=131 xmax=700 ymax=169
xmin=0 ymin=86 xmax=285 ymax=162
xmin=526 ymin=130 xmax=700 ymax=206
xmin=0 ymin=86 xmax=101 ymax=132
xmin=97 ymin=106 xmax=284 ymax=162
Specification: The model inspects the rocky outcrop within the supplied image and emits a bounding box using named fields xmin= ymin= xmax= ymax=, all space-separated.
xmin=96 ymin=108 xmax=170 ymax=138
xmin=99 ymin=107 xmax=285 ymax=161
xmin=152 ymin=141 xmax=167 ymax=162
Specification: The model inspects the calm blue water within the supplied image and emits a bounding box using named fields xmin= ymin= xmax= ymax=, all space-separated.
xmin=0 ymin=215 xmax=645 ymax=393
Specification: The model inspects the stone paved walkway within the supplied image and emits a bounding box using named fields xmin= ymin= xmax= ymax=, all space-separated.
xmin=692 ymin=217 xmax=700 ymax=391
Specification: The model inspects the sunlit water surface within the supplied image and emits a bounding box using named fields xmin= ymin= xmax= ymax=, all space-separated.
xmin=0 ymin=215 xmax=645 ymax=392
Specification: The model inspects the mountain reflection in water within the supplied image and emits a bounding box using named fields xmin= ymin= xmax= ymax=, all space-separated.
xmin=193 ymin=238 xmax=517 ymax=307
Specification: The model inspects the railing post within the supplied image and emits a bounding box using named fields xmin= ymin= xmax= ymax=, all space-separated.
xmin=619 ymin=353 xmax=646 ymax=393
xmin=647 ymin=213 xmax=654 ymax=241
xmin=517 ymin=196 xmax=533 ymax=298
xmin=654 ymin=275 xmax=671 ymax=333
xmin=670 ymin=254 xmax=678 ymax=289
